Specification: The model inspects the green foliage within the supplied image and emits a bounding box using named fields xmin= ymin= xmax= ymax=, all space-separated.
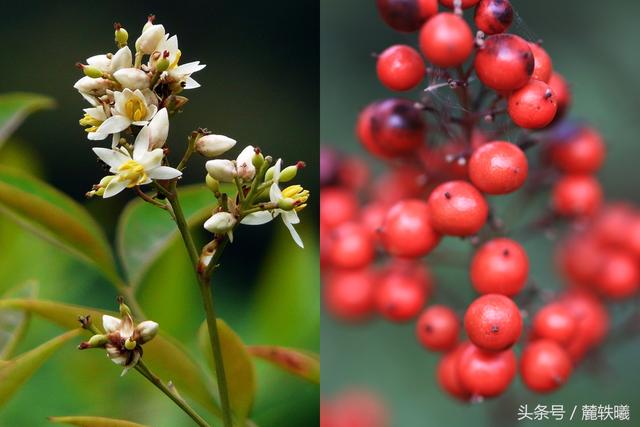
xmin=0 ymin=281 xmax=38 ymax=359
xmin=48 ymin=416 xmax=148 ymax=427
xmin=247 ymin=346 xmax=320 ymax=384
xmin=0 ymin=93 xmax=54 ymax=148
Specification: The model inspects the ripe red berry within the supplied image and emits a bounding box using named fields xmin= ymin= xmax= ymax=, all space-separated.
xmin=329 ymin=222 xmax=376 ymax=270
xmin=440 ymin=0 xmax=480 ymax=9
xmin=419 ymin=13 xmax=474 ymax=68
xmin=337 ymin=156 xmax=371 ymax=192
xmin=427 ymin=180 xmax=488 ymax=236
xmin=360 ymin=202 xmax=388 ymax=242
xmin=380 ymin=199 xmax=441 ymax=258
xmin=369 ymin=98 xmax=427 ymax=155
xmin=324 ymin=269 xmax=377 ymax=322
xmin=328 ymin=389 xmax=389 ymax=427
xmin=356 ymin=102 xmax=395 ymax=159
xmin=376 ymin=268 xmax=429 ymax=322
xmin=468 ymin=141 xmax=528 ymax=195
xmin=470 ymin=238 xmax=529 ymax=296
xmin=457 ymin=343 xmax=516 ymax=398
xmin=591 ymin=203 xmax=635 ymax=249
xmin=623 ymin=216 xmax=640 ymax=258
xmin=376 ymin=0 xmax=438 ymax=33
xmin=377 ymin=45 xmax=426 ymax=91
xmin=596 ymin=250 xmax=640 ymax=299
xmin=508 ymin=79 xmax=558 ymax=129
xmin=558 ymin=290 xmax=609 ymax=361
xmin=528 ymin=42 xmax=553 ymax=82
xmin=416 ymin=305 xmax=460 ymax=351
xmin=556 ymin=233 xmax=602 ymax=287
xmin=436 ymin=343 xmax=472 ymax=400
xmin=520 ymin=340 xmax=572 ymax=393
xmin=531 ymin=302 xmax=577 ymax=345
xmin=320 ymin=187 xmax=359 ymax=228
xmin=552 ymin=175 xmax=603 ymax=218
xmin=464 ymin=294 xmax=522 ymax=351
xmin=549 ymin=127 xmax=605 ymax=174
xmin=547 ymin=72 xmax=571 ymax=118
xmin=474 ymin=34 xmax=534 ymax=91
xmin=371 ymin=166 xmax=429 ymax=205
xmin=474 ymin=0 xmax=513 ymax=35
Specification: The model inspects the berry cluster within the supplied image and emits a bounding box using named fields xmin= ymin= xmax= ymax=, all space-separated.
xmin=321 ymin=0 xmax=636 ymax=405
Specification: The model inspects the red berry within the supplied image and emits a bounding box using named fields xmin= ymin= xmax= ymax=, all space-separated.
xmin=520 ymin=340 xmax=572 ymax=393
xmin=552 ymin=175 xmax=603 ymax=218
xmin=376 ymin=268 xmax=429 ymax=322
xmin=556 ymin=234 xmax=602 ymax=287
xmin=440 ymin=0 xmax=480 ymax=9
xmin=547 ymin=72 xmax=571 ymax=118
xmin=329 ymin=389 xmax=389 ymax=427
xmin=377 ymin=45 xmax=426 ymax=91
xmin=376 ymin=0 xmax=438 ymax=33
xmin=464 ymin=294 xmax=522 ymax=351
xmin=419 ymin=13 xmax=474 ymax=68
xmin=474 ymin=34 xmax=533 ymax=91
xmin=592 ymin=203 xmax=635 ymax=249
xmin=470 ymin=238 xmax=529 ymax=296
xmin=457 ymin=343 xmax=516 ymax=398
xmin=508 ymin=79 xmax=558 ymax=129
xmin=416 ymin=305 xmax=460 ymax=351
xmin=320 ymin=187 xmax=358 ymax=228
xmin=427 ymin=180 xmax=488 ymax=236
xmin=369 ymin=98 xmax=427 ymax=155
xmin=558 ymin=290 xmax=609 ymax=361
xmin=474 ymin=0 xmax=513 ymax=35
xmin=531 ymin=302 xmax=577 ymax=345
xmin=528 ymin=42 xmax=553 ymax=82
xmin=360 ymin=202 xmax=388 ymax=242
xmin=324 ymin=269 xmax=377 ymax=322
xmin=468 ymin=141 xmax=528 ymax=194
xmin=436 ymin=343 xmax=472 ymax=400
xmin=329 ymin=222 xmax=376 ymax=270
xmin=549 ymin=127 xmax=605 ymax=174
xmin=371 ymin=166 xmax=429 ymax=205
xmin=596 ymin=250 xmax=640 ymax=299
xmin=623 ymin=216 xmax=640 ymax=257
xmin=380 ymin=199 xmax=441 ymax=258
xmin=357 ymin=102 xmax=394 ymax=159
xmin=338 ymin=156 xmax=371 ymax=192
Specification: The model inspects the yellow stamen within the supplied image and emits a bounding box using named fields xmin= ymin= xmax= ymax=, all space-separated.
xmin=79 ymin=113 xmax=103 ymax=133
xmin=124 ymin=97 xmax=147 ymax=122
xmin=294 ymin=203 xmax=307 ymax=213
xmin=118 ymin=160 xmax=148 ymax=187
xmin=169 ymin=49 xmax=182 ymax=70
xmin=282 ymin=185 xmax=303 ymax=199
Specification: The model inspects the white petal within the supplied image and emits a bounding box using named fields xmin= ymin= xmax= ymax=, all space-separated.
xmin=148 ymin=166 xmax=182 ymax=180
xmin=87 ymin=132 xmax=109 ymax=141
xmin=241 ymin=210 xmax=277 ymax=225
xmin=102 ymin=315 xmax=121 ymax=333
xmin=111 ymin=46 xmax=133 ymax=72
xmin=103 ymin=178 xmax=128 ymax=198
xmin=148 ymin=108 xmax=169 ymax=149
xmin=137 ymin=148 xmax=164 ymax=170
xmin=111 ymin=133 xmax=121 ymax=149
xmin=133 ymin=126 xmax=151 ymax=159
xmin=92 ymin=147 xmax=130 ymax=169
xmin=282 ymin=215 xmax=304 ymax=248
xmin=272 ymin=159 xmax=282 ymax=182
xmin=80 ymin=92 xmax=100 ymax=106
xmin=269 ymin=182 xmax=282 ymax=203
xmin=98 ymin=115 xmax=131 ymax=135
xmin=174 ymin=61 xmax=206 ymax=74
xmin=282 ymin=210 xmax=300 ymax=225
xmin=183 ymin=77 xmax=200 ymax=89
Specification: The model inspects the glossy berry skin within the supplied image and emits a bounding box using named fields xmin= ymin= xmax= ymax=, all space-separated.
xmin=528 ymin=42 xmax=553 ymax=82
xmin=380 ymin=199 xmax=441 ymax=258
xmin=360 ymin=202 xmax=388 ymax=242
xmin=377 ymin=45 xmax=426 ymax=91
xmin=474 ymin=0 xmax=513 ymax=35
xmin=596 ymin=251 xmax=640 ymax=299
xmin=320 ymin=187 xmax=358 ymax=228
xmin=427 ymin=180 xmax=488 ymax=236
xmin=416 ymin=305 xmax=460 ymax=351
xmin=328 ymin=222 xmax=376 ymax=270
xmin=508 ymin=79 xmax=558 ymax=129
xmin=552 ymin=175 xmax=603 ymax=218
xmin=437 ymin=343 xmax=472 ymax=400
xmin=419 ymin=13 xmax=474 ymax=68
xmin=376 ymin=0 xmax=438 ymax=33
xmin=470 ymin=238 xmax=529 ymax=296
xmin=356 ymin=102 xmax=394 ymax=159
xmin=324 ymin=269 xmax=377 ymax=322
xmin=457 ymin=344 xmax=516 ymax=398
xmin=474 ymin=34 xmax=534 ymax=91
xmin=440 ymin=0 xmax=480 ymax=9
xmin=468 ymin=141 xmax=528 ymax=194
xmin=520 ymin=340 xmax=572 ymax=393
xmin=376 ymin=269 xmax=428 ymax=322
xmin=531 ymin=303 xmax=577 ymax=346
xmin=548 ymin=72 xmax=571 ymax=118
xmin=369 ymin=98 xmax=427 ymax=155
xmin=549 ymin=127 xmax=605 ymax=174
xmin=464 ymin=294 xmax=522 ymax=351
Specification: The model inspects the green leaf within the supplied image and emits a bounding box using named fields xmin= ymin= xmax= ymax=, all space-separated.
xmin=116 ymin=184 xmax=213 ymax=288
xmin=0 ymin=280 xmax=38 ymax=359
xmin=198 ymin=320 xmax=256 ymax=426
xmin=247 ymin=346 xmax=319 ymax=384
xmin=48 ymin=416 xmax=148 ymax=427
xmin=0 ymin=298 xmax=221 ymax=418
xmin=0 ymin=93 xmax=55 ymax=148
xmin=0 ymin=329 xmax=81 ymax=407
xmin=0 ymin=167 xmax=121 ymax=286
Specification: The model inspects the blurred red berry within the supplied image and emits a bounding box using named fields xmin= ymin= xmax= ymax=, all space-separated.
xmin=531 ymin=302 xmax=577 ymax=346
xmin=320 ymin=187 xmax=359 ymax=228
xmin=376 ymin=0 xmax=438 ymax=33
xmin=376 ymin=268 xmax=430 ymax=322
xmin=416 ymin=305 xmax=460 ymax=351
xmin=380 ymin=199 xmax=441 ymax=258
xmin=520 ymin=340 xmax=572 ymax=393
xmin=552 ymin=175 xmax=603 ymax=218
xmin=324 ymin=269 xmax=377 ymax=322
xmin=457 ymin=343 xmax=517 ymax=398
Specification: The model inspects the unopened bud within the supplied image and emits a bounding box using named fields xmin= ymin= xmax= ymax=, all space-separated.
xmin=113 ymin=68 xmax=150 ymax=90
xmin=156 ymin=57 xmax=170 ymax=72
xmin=196 ymin=134 xmax=236 ymax=158
xmin=136 ymin=320 xmax=159 ymax=343
xmin=205 ymin=159 xmax=237 ymax=182
xmin=204 ymin=212 xmax=237 ymax=234
xmin=277 ymin=197 xmax=296 ymax=211
xmin=83 ymin=65 xmax=103 ymax=78
xmin=73 ymin=76 xmax=111 ymax=95
xmin=252 ymin=151 xmax=265 ymax=169
xmin=136 ymin=23 xmax=165 ymax=54
xmin=88 ymin=334 xmax=109 ymax=348
xmin=279 ymin=165 xmax=298 ymax=183
xmin=206 ymin=174 xmax=220 ymax=193
xmin=115 ymin=26 xmax=129 ymax=46
xmin=236 ymin=145 xmax=256 ymax=181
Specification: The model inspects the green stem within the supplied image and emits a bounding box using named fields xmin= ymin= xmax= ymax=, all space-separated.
xmin=136 ymin=360 xmax=211 ymax=427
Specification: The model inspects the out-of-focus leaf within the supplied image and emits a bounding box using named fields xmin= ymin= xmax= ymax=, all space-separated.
xmin=0 ymin=281 xmax=38 ymax=359
xmin=0 ymin=299 xmax=221 ymax=417
xmin=0 ymin=167 xmax=121 ymax=286
xmin=247 ymin=346 xmax=319 ymax=384
xmin=48 ymin=416 xmax=148 ymax=427
xmin=0 ymin=93 xmax=55 ymax=148
xmin=0 ymin=329 xmax=81 ymax=407
xmin=116 ymin=184 xmax=213 ymax=288
xmin=198 ymin=320 xmax=256 ymax=425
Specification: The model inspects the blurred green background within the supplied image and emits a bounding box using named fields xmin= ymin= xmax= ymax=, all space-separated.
xmin=321 ymin=1 xmax=640 ymax=426
xmin=0 ymin=0 xmax=319 ymax=426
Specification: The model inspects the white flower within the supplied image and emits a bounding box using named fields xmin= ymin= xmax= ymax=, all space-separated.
xmin=92 ymin=126 xmax=181 ymax=198
xmin=241 ymin=159 xmax=304 ymax=248
xmin=147 ymin=108 xmax=169 ymax=149
xmin=73 ymin=76 xmax=111 ymax=97
xmin=196 ymin=134 xmax=236 ymax=157
xmin=89 ymin=88 xmax=158 ymax=141
xmin=205 ymin=159 xmax=237 ymax=182
xmin=113 ymin=67 xmax=150 ymax=90
xmin=86 ymin=46 xmax=132 ymax=74
xmin=153 ymin=33 xmax=206 ymax=89
xmin=101 ymin=313 xmax=159 ymax=375
xmin=136 ymin=23 xmax=165 ymax=54
xmin=236 ymin=145 xmax=256 ymax=181
xmin=204 ymin=212 xmax=237 ymax=234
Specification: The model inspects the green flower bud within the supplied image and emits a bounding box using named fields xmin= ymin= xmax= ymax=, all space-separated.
xmin=277 ymin=197 xmax=296 ymax=211
xmin=206 ymin=174 xmax=220 ymax=193
xmin=156 ymin=57 xmax=170 ymax=73
xmin=88 ymin=334 xmax=109 ymax=347
xmin=115 ymin=26 xmax=129 ymax=46
xmin=279 ymin=165 xmax=298 ymax=183
xmin=83 ymin=66 xmax=103 ymax=78
xmin=252 ymin=151 xmax=265 ymax=169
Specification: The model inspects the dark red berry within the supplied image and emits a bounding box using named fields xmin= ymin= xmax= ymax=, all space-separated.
xmin=474 ymin=34 xmax=534 ymax=91
xmin=357 ymin=102 xmax=395 ymax=159
xmin=468 ymin=141 xmax=528 ymax=195
xmin=474 ymin=0 xmax=513 ymax=35
xmin=419 ymin=13 xmax=474 ymax=68
xmin=464 ymin=294 xmax=522 ymax=351
xmin=377 ymin=45 xmax=426 ymax=91
xmin=470 ymin=238 xmax=529 ymax=296
xmin=376 ymin=0 xmax=438 ymax=33
xmin=427 ymin=180 xmax=488 ymax=236
xmin=369 ymin=98 xmax=427 ymax=155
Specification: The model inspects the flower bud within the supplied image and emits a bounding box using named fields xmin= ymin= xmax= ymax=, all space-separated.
xmin=206 ymin=174 xmax=220 ymax=193
xmin=82 ymin=66 xmax=103 ymax=78
xmin=111 ymin=46 xmax=133 ymax=72
xmin=88 ymin=334 xmax=108 ymax=348
xmin=113 ymin=68 xmax=150 ymax=90
xmin=236 ymin=145 xmax=256 ymax=181
xmin=148 ymin=108 xmax=169 ymax=149
xmin=277 ymin=197 xmax=297 ymax=211
xmin=115 ymin=27 xmax=129 ymax=46
xmin=205 ymin=159 xmax=237 ymax=182
xmin=136 ymin=320 xmax=159 ymax=343
xmin=252 ymin=151 xmax=265 ymax=169
xmin=204 ymin=212 xmax=238 ymax=234
xmin=135 ymin=24 xmax=165 ymax=54
xmin=73 ymin=76 xmax=111 ymax=95
xmin=195 ymin=134 xmax=236 ymax=158
xmin=279 ymin=165 xmax=299 ymax=183
xmin=156 ymin=57 xmax=170 ymax=72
